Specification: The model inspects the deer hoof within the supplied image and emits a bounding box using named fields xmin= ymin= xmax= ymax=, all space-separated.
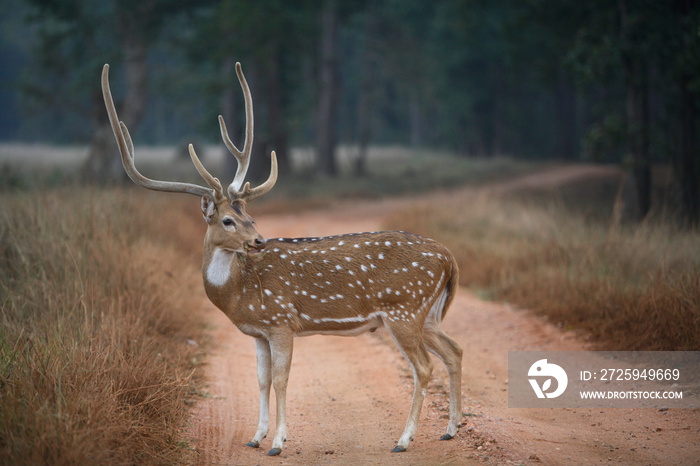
xmin=245 ymin=441 xmax=259 ymax=448
xmin=267 ymin=448 xmax=282 ymax=456
xmin=440 ymin=433 xmax=454 ymax=441
xmin=391 ymin=445 xmax=407 ymax=453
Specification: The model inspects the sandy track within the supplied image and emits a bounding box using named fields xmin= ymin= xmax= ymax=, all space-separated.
xmin=187 ymin=166 xmax=699 ymax=465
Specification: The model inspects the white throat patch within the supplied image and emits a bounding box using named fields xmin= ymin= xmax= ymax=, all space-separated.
xmin=207 ymin=248 xmax=235 ymax=287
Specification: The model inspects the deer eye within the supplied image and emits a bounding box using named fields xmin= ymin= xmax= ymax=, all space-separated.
xmin=222 ymin=218 xmax=236 ymax=228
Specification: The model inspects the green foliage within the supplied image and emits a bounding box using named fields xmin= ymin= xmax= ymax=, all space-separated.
xmin=581 ymin=113 xmax=626 ymax=163
xmin=7 ymin=0 xmax=699 ymax=153
xmin=3 ymin=0 xmax=699 ymax=219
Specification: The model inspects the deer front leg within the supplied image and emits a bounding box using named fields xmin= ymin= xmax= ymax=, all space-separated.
xmin=267 ymin=333 xmax=294 ymax=456
xmin=246 ymin=337 xmax=272 ymax=449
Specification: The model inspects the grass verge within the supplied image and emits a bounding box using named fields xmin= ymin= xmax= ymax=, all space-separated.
xmin=0 ymin=188 xmax=205 ymax=464
xmin=385 ymin=179 xmax=699 ymax=350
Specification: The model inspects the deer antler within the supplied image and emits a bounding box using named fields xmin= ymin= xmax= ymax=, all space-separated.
xmin=102 ymin=63 xmax=276 ymax=203
xmin=222 ymin=62 xmax=278 ymax=202
xmin=188 ymin=144 xmax=225 ymax=199
xmin=102 ymin=64 xmax=223 ymax=198
xmin=231 ymin=150 xmax=278 ymax=202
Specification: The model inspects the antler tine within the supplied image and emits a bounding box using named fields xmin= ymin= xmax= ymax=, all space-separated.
xmin=232 ymin=150 xmax=278 ymax=202
xmin=101 ymin=64 xmax=219 ymax=198
xmin=188 ymin=143 xmax=225 ymax=199
xmin=119 ymin=121 xmax=135 ymax=161
xmin=219 ymin=115 xmax=248 ymax=192
xmin=223 ymin=62 xmax=255 ymax=196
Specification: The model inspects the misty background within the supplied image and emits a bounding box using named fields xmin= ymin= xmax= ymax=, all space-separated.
xmin=0 ymin=0 xmax=698 ymax=223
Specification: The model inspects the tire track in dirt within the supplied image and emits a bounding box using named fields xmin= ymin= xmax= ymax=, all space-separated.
xmin=187 ymin=166 xmax=699 ymax=465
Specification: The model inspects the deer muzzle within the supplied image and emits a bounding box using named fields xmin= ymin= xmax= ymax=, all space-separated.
xmin=243 ymin=237 xmax=266 ymax=257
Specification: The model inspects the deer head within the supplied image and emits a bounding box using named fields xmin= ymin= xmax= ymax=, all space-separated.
xmin=101 ymin=62 xmax=276 ymax=257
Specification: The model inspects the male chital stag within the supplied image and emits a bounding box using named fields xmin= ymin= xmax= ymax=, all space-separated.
xmin=102 ymin=62 xmax=463 ymax=456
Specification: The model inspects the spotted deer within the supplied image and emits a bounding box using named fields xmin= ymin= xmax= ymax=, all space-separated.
xmin=102 ymin=62 xmax=463 ymax=456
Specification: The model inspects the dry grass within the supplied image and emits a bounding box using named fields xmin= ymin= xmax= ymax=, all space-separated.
xmin=0 ymin=188 xmax=205 ymax=464
xmin=385 ymin=188 xmax=700 ymax=351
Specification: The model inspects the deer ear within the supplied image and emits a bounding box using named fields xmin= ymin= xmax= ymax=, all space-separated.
xmin=201 ymin=194 xmax=217 ymax=223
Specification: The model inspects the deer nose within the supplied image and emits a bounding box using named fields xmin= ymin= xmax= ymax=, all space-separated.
xmin=253 ymin=237 xmax=266 ymax=249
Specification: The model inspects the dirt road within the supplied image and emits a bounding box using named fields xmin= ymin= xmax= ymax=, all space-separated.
xmin=187 ymin=166 xmax=699 ymax=465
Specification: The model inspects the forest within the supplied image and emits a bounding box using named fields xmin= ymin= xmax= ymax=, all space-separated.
xmin=1 ymin=0 xmax=699 ymax=224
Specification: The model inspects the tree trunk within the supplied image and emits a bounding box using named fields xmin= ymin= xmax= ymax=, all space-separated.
xmin=121 ymin=38 xmax=148 ymax=133
xmin=678 ymin=74 xmax=699 ymax=225
xmin=619 ymin=0 xmax=651 ymax=219
xmin=83 ymin=90 xmax=116 ymax=184
xmin=490 ymin=62 xmax=506 ymax=157
xmin=409 ymin=92 xmax=422 ymax=149
xmin=355 ymin=69 xmax=371 ymax=176
xmin=82 ymin=14 xmax=149 ymax=184
xmin=626 ymin=71 xmax=652 ymax=219
xmin=266 ymin=42 xmax=290 ymax=177
xmin=355 ymin=6 xmax=377 ymax=177
xmin=316 ymin=0 xmax=339 ymax=176
xmin=555 ymin=72 xmax=577 ymax=160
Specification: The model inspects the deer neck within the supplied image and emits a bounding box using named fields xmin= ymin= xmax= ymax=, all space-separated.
xmin=202 ymin=242 xmax=247 ymax=312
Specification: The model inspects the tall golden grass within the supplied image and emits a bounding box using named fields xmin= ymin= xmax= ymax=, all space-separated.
xmin=0 ymin=189 xmax=205 ymax=464
xmin=386 ymin=189 xmax=700 ymax=350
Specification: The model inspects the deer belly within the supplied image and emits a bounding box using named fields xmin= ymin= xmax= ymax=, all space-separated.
xmin=296 ymin=314 xmax=384 ymax=337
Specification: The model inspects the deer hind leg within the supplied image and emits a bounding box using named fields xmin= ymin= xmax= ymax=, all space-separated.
xmin=385 ymin=322 xmax=434 ymax=452
xmin=266 ymin=333 xmax=294 ymax=456
xmin=424 ymin=326 xmax=463 ymax=440
xmin=246 ymin=337 xmax=272 ymax=449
